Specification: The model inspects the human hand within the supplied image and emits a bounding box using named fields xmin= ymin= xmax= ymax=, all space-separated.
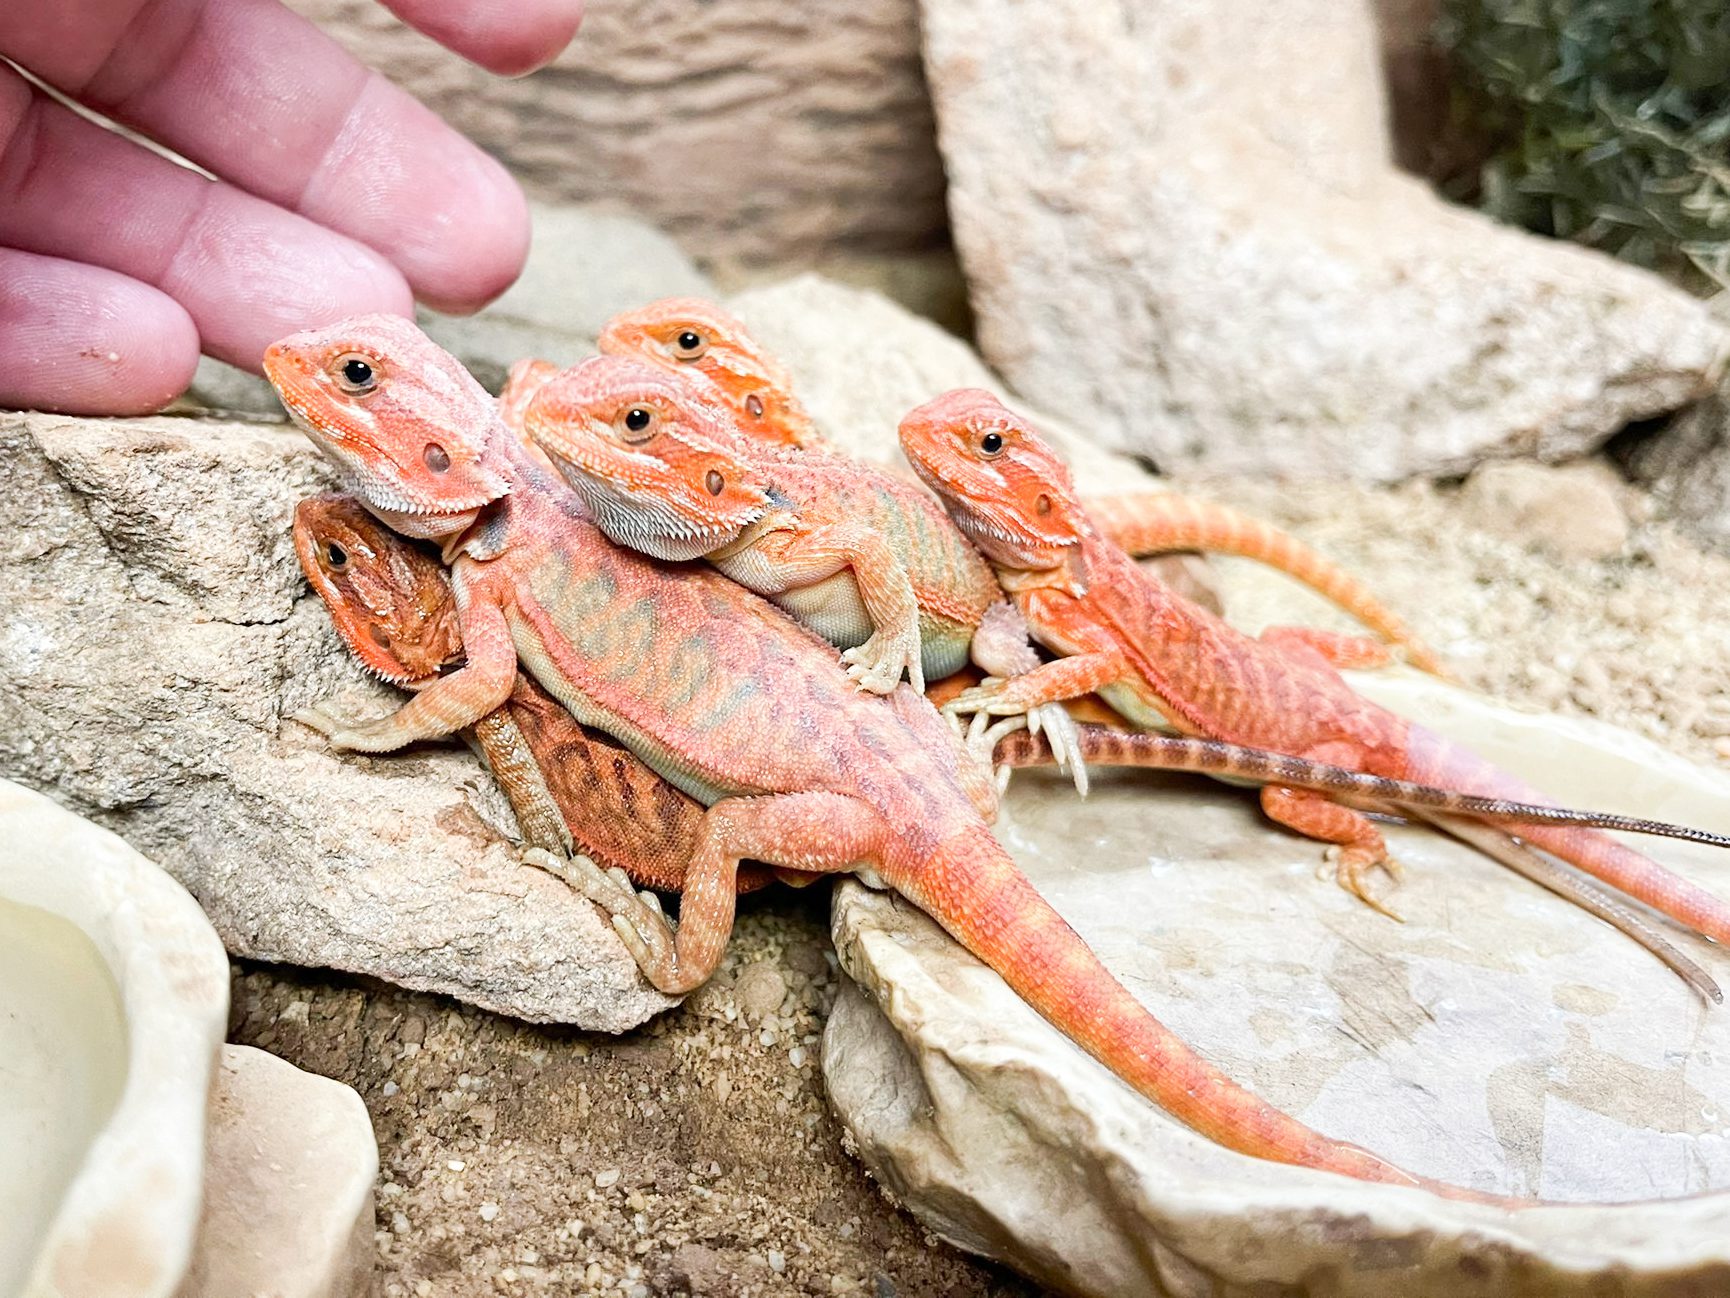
xmin=0 ymin=0 xmax=583 ymax=416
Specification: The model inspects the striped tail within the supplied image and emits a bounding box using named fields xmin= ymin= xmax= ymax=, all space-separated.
xmin=993 ymin=726 xmax=1730 ymax=853
xmin=889 ymin=828 xmax=1490 ymax=1196
xmin=1405 ymin=728 xmax=1730 ymax=944
xmin=1085 ymin=492 xmax=1450 ymax=678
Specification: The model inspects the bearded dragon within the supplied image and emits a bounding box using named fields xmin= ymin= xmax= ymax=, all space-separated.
xmin=296 ymin=488 xmax=1722 ymax=996
xmin=265 ymin=313 xmax=1505 ymax=1191
xmin=900 ymin=388 xmax=1730 ymax=944
xmin=594 ymin=296 xmax=1450 ymax=675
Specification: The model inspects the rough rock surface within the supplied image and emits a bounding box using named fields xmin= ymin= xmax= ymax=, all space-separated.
xmin=0 ymin=411 xmax=672 ymax=1029
xmin=287 ymin=0 xmax=948 ymax=267
xmin=919 ymin=0 xmax=1730 ymax=481
xmin=178 ymin=1045 xmax=377 ymax=1298
xmin=1620 ymin=372 xmax=1730 ymax=556
xmin=825 ymin=671 xmax=1730 ymax=1294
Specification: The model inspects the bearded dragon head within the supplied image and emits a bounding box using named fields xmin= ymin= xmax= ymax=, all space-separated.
xmin=265 ymin=315 xmax=512 ymax=541
xmin=523 ymin=356 xmax=773 ymax=563
xmin=292 ymin=493 xmax=462 ymax=687
xmin=898 ymin=388 xmax=1087 ymax=572
xmin=598 ymin=297 xmax=820 ymax=449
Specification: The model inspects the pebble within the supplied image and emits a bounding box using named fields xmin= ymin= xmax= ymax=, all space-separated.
xmin=479 ymin=1202 xmax=499 ymax=1222
xmin=594 ymin=1168 xmax=622 ymax=1189
xmin=734 ymin=962 xmax=789 ymax=1018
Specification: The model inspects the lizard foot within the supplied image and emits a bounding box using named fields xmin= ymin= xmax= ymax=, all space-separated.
xmin=1325 ymin=846 xmax=1406 ymax=922
xmin=289 ymin=703 xmax=414 ymax=753
xmin=842 ymin=626 xmax=926 ymax=695
xmin=523 ymin=848 xmax=682 ymax=985
xmin=290 ymin=704 xmax=348 ymax=738
xmin=968 ymin=705 xmax=1091 ymax=799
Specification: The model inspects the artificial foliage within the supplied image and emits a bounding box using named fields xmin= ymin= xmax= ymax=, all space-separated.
xmin=1440 ymin=0 xmax=1730 ymax=288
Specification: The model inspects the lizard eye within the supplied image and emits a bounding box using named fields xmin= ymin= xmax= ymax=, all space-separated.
xmin=705 ymin=469 xmax=725 ymax=496
xmin=672 ymin=329 xmax=707 ymax=361
xmin=423 ymin=443 xmax=451 ymax=473
xmin=333 ymin=353 xmax=378 ymax=395
xmin=744 ymin=393 xmax=765 ymax=420
xmin=324 ymin=541 xmax=349 ymax=569
xmin=979 ymin=430 xmax=1004 ymax=456
xmin=618 ymin=405 xmax=658 ymax=442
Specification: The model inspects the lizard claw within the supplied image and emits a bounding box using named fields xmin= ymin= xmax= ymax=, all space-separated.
xmin=525 ymin=848 xmax=683 ymax=984
xmin=290 ymin=704 xmax=347 ymax=738
xmin=1325 ymin=846 xmax=1406 ymax=922
xmin=1031 ymin=703 xmax=1090 ymax=798
xmin=842 ymin=627 xmax=926 ymax=696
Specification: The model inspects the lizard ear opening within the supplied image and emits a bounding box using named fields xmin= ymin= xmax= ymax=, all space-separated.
xmin=423 ymin=443 xmax=452 ymax=474
xmin=705 ymin=469 xmax=725 ymax=496
xmin=745 ymin=393 xmax=766 ymax=419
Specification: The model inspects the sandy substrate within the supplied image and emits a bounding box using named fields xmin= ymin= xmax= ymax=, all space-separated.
xmin=230 ymin=462 xmax=1730 ymax=1297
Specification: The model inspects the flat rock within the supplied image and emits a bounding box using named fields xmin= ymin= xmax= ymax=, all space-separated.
xmin=825 ymin=674 xmax=1730 ymax=1294
xmin=177 ymin=1045 xmax=377 ymax=1298
xmin=288 ymin=0 xmax=947 ymax=267
xmin=0 ymin=411 xmax=672 ymax=1029
xmin=919 ymin=0 xmax=1729 ymax=481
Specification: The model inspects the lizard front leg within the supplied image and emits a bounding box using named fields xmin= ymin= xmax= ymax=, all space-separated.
xmin=967 ymin=600 xmax=1088 ymax=793
xmin=944 ymin=649 xmax=1131 ymax=750
xmin=530 ymin=792 xmax=887 ymax=994
xmin=739 ymin=523 xmax=926 ymax=695
xmin=302 ymin=593 xmax=519 ymax=752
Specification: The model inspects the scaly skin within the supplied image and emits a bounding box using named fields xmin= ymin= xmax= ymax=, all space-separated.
xmin=297 ymin=486 xmax=1725 ymax=1001
xmin=901 ymin=388 xmax=1730 ymax=947
xmin=522 ymin=356 xmax=997 ymax=697
xmin=600 ymin=296 xmax=1450 ymax=673
xmin=291 ymin=493 xmax=760 ymax=893
xmin=266 ymin=315 xmax=1480 ymax=1192
xmin=598 ymin=297 xmax=822 ymax=448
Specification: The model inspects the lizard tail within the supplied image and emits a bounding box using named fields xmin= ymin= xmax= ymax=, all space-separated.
xmin=993 ymin=726 xmax=1730 ymax=853
xmin=1084 ymin=492 xmax=1450 ymax=678
xmin=887 ymin=828 xmax=1500 ymax=1199
xmin=1405 ymin=729 xmax=1730 ymax=945
xmin=1422 ymin=812 xmax=1721 ymax=1004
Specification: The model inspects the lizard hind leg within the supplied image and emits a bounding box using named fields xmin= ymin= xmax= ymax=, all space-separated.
xmin=534 ymin=792 xmax=889 ymax=995
xmin=1260 ymin=785 xmax=1405 ymax=920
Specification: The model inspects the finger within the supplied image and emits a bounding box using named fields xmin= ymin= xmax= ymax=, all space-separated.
xmin=0 ymin=248 xmax=198 ymax=415
xmin=0 ymin=0 xmax=528 ymax=311
xmin=374 ymin=0 xmax=586 ymax=76
xmin=0 ymin=72 xmax=413 ymax=372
